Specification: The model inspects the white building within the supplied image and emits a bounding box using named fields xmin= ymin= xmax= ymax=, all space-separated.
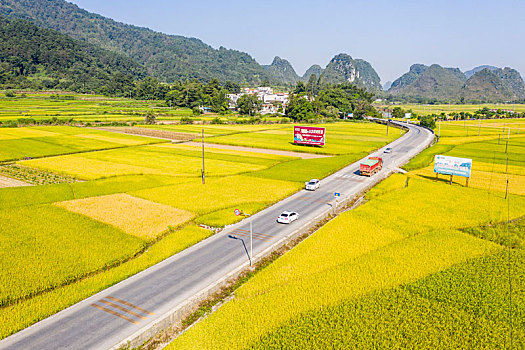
xmin=228 ymin=87 xmax=289 ymax=113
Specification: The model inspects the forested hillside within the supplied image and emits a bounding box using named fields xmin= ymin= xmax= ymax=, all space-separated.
xmin=0 ymin=0 xmax=274 ymax=85
xmin=0 ymin=16 xmax=145 ymax=92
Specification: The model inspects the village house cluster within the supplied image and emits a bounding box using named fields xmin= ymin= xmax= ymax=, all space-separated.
xmin=227 ymin=87 xmax=289 ymax=115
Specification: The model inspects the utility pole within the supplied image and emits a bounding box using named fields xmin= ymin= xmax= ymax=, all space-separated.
xmin=386 ymin=119 xmax=389 ymax=136
xmin=201 ymin=128 xmax=205 ymax=184
xmin=505 ymin=154 xmax=509 ymax=199
xmin=478 ymin=118 xmax=481 ymax=136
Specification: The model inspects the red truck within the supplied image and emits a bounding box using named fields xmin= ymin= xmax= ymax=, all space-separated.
xmin=360 ymin=157 xmax=383 ymax=176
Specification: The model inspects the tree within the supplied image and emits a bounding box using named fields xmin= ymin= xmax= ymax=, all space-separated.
xmin=223 ymin=81 xmax=240 ymax=94
xmin=392 ymin=107 xmax=404 ymax=119
xmin=419 ymin=115 xmax=436 ymax=129
xmin=286 ymin=95 xmax=315 ymax=121
xmin=294 ymin=81 xmax=306 ymax=94
xmin=144 ymin=111 xmax=156 ymax=124
xmin=237 ymin=94 xmax=262 ymax=116
xmin=306 ymin=74 xmax=319 ymax=96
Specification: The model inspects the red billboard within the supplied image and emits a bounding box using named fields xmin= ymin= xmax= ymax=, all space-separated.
xmin=294 ymin=126 xmax=325 ymax=146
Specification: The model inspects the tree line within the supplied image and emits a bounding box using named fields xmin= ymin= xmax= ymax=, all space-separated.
xmin=285 ymin=75 xmax=378 ymax=121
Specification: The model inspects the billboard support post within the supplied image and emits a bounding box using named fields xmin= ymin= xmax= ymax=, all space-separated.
xmin=450 ymin=174 xmax=453 ymax=185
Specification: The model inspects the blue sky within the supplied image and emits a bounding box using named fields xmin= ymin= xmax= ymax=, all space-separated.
xmin=68 ymin=0 xmax=524 ymax=83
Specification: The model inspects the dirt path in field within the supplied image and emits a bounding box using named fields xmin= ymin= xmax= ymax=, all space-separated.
xmin=0 ymin=175 xmax=32 ymax=188
xmin=182 ymin=142 xmax=328 ymax=159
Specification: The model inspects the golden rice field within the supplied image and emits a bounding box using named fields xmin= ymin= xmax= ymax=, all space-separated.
xmin=170 ymin=174 xmax=524 ymax=349
xmin=168 ymin=117 xmax=525 ymax=348
xmin=0 ymin=120 xmax=398 ymax=339
xmin=55 ymin=193 xmax=195 ymax=239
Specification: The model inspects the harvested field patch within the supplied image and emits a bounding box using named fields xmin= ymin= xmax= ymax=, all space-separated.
xmin=0 ymin=175 xmax=31 ymax=188
xmin=55 ymin=193 xmax=195 ymax=239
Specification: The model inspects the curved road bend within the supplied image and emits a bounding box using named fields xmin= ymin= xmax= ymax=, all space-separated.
xmin=0 ymin=122 xmax=434 ymax=350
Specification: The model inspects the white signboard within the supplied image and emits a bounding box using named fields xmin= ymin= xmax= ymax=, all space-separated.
xmin=434 ymin=155 xmax=472 ymax=178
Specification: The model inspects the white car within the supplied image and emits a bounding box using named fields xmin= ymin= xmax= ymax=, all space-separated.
xmin=384 ymin=147 xmax=392 ymax=153
xmin=277 ymin=211 xmax=299 ymax=224
xmin=305 ymin=179 xmax=320 ymax=191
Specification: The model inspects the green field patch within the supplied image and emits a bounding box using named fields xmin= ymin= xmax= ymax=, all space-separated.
xmin=0 ymin=126 xmax=161 ymax=162
xmin=195 ymin=203 xmax=268 ymax=228
xmin=132 ymin=175 xmax=302 ymax=214
xmin=20 ymin=144 xmax=270 ymax=180
xmin=0 ymin=204 xmax=145 ymax=307
xmin=246 ymin=153 xmax=364 ymax=183
xmin=462 ymin=217 xmax=525 ymax=249
xmin=403 ymin=143 xmax=455 ymax=171
xmin=0 ymin=175 xmax=184 ymax=209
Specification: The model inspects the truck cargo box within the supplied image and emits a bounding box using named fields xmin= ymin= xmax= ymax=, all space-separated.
xmin=360 ymin=157 xmax=383 ymax=176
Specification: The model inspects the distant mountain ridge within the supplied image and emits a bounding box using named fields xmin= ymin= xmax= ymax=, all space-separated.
xmin=464 ymin=65 xmax=498 ymax=79
xmin=321 ymin=54 xmax=382 ymax=90
xmin=263 ymin=56 xmax=299 ymax=84
xmin=388 ymin=63 xmax=525 ymax=102
xmin=301 ymin=65 xmax=324 ymax=81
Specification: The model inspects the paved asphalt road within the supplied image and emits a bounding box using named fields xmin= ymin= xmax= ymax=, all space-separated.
xmin=0 ymin=122 xmax=434 ymax=350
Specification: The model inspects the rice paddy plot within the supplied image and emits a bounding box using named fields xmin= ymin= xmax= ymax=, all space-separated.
xmin=55 ymin=193 xmax=195 ymax=240
xmin=132 ymin=175 xmax=302 ymax=214
xmin=247 ymin=153 xmax=365 ymax=183
xmin=0 ymin=204 xmax=145 ymax=307
xmin=0 ymin=126 xmax=161 ymax=162
xmin=353 ymin=177 xmax=525 ymax=236
xmin=19 ymin=143 xmax=275 ymax=180
xmin=195 ymin=203 xmax=268 ymax=228
xmin=142 ymin=124 xmax=288 ymax=137
xmin=0 ymin=225 xmax=213 ymax=339
xmin=170 ymin=229 xmax=499 ymax=350
xmin=0 ymin=95 xmax=191 ymax=122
